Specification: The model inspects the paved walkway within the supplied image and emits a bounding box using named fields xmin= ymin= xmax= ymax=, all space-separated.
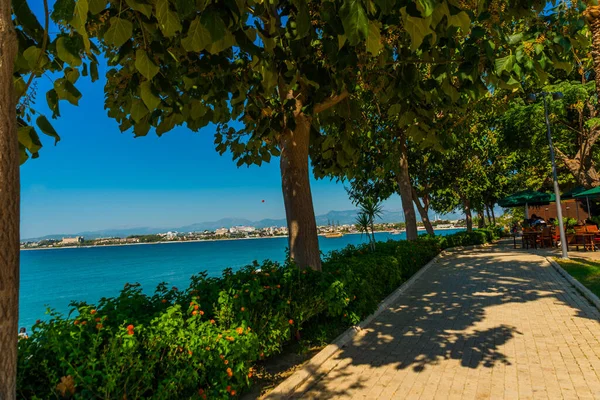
xmin=274 ymin=243 xmax=600 ymax=399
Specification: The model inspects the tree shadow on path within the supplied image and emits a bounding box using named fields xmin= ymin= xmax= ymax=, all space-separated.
xmin=280 ymin=245 xmax=600 ymax=399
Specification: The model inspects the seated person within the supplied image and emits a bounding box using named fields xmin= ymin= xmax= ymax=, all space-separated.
xmin=530 ymin=214 xmax=546 ymax=227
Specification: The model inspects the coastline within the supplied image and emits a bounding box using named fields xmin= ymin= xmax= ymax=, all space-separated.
xmin=20 ymin=227 xmax=465 ymax=252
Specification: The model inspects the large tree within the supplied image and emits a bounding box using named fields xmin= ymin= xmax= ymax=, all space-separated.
xmin=1 ymin=0 xmax=95 ymax=396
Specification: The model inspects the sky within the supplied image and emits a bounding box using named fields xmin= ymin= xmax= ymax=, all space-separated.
xmin=21 ymin=57 xmax=408 ymax=239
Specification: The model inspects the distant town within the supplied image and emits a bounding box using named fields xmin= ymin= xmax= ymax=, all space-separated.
xmin=20 ymin=219 xmax=464 ymax=249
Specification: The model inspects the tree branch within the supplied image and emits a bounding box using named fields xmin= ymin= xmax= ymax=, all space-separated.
xmin=314 ymin=90 xmax=349 ymax=114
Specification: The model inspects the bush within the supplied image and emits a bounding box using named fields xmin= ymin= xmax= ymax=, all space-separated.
xmin=17 ymin=230 xmax=492 ymax=399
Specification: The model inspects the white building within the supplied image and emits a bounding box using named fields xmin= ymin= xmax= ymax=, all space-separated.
xmin=215 ymin=228 xmax=228 ymax=236
xmin=61 ymin=236 xmax=83 ymax=245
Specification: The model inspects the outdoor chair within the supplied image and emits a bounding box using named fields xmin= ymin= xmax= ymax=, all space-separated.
xmin=540 ymin=227 xmax=553 ymax=248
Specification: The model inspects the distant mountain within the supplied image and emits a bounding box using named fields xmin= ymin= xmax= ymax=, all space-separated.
xmin=22 ymin=207 xmax=483 ymax=242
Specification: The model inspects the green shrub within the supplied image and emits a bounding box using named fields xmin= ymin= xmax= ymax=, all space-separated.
xmin=17 ymin=230 xmax=491 ymax=399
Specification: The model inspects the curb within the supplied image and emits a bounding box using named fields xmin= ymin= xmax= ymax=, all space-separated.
xmin=264 ymin=242 xmax=493 ymax=399
xmin=546 ymin=257 xmax=600 ymax=311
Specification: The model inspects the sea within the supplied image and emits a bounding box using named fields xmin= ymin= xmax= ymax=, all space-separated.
xmin=19 ymin=229 xmax=464 ymax=329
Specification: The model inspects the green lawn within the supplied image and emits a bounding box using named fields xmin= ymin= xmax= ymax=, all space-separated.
xmin=555 ymin=258 xmax=600 ymax=298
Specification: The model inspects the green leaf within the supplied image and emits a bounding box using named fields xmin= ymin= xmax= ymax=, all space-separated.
xmin=494 ymin=54 xmax=515 ymax=74
xmin=375 ymin=0 xmax=395 ymax=14
xmin=206 ymin=29 xmax=236 ymax=54
xmin=202 ymin=11 xmax=226 ymax=42
xmin=135 ymin=49 xmax=159 ymax=80
xmin=88 ymin=0 xmax=106 ymax=14
xmin=448 ymin=11 xmax=470 ymax=32
xmin=70 ymin=0 xmax=90 ymax=52
xmin=56 ymin=37 xmax=82 ymax=66
xmin=54 ymin=78 xmax=82 ymax=105
xmin=13 ymin=0 xmax=44 ymax=42
xmin=339 ymin=0 xmax=369 ymax=46
xmin=36 ymin=116 xmax=61 ymax=144
xmin=338 ymin=34 xmax=347 ymax=50
xmin=175 ymin=0 xmax=195 ymax=18
xmin=90 ymin=61 xmax=99 ymax=82
xmin=416 ymin=0 xmax=436 ymax=17
xmin=294 ymin=0 xmax=311 ymax=39
xmin=140 ymin=81 xmax=161 ymax=110
xmin=156 ymin=0 xmax=183 ymax=37
xmin=125 ymin=0 xmax=152 ymax=17
xmin=366 ymin=21 xmax=382 ymax=55
xmin=104 ymin=17 xmax=133 ymax=48
xmin=65 ymin=68 xmax=80 ymax=83
xmin=18 ymin=126 xmax=42 ymax=155
xmin=46 ymin=89 xmax=60 ymax=117
xmin=181 ymin=16 xmax=211 ymax=52
xmin=388 ymin=104 xmax=402 ymax=116
xmin=401 ymin=8 xmax=433 ymax=50
xmin=130 ymin=99 xmax=149 ymax=123
xmin=190 ymin=100 xmax=208 ymax=119
xmin=23 ymin=46 xmax=49 ymax=70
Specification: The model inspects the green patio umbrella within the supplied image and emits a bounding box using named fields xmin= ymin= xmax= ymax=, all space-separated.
xmin=574 ymin=186 xmax=600 ymax=218
xmin=498 ymin=190 xmax=553 ymax=218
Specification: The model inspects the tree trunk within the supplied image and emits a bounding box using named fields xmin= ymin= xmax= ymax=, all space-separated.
xmin=412 ymin=188 xmax=434 ymax=235
xmin=491 ymin=204 xmax=496 ymax=225
xmin=464 ymin=199 xmax=473 ymax=232
xmin=280 ymin=112 xmax=322 ymax=271
xmin=558 ymin=153 xmax=600 ymax=188
xmin=396 ymin=133 xmax=418 ymax=240
xmin=485 ymin=204 xmax=492 ymax=226
xmin=0 ymin=1 xmax=20 ymax=397
xmin=477 ymin=209 xmax=485 ymax=229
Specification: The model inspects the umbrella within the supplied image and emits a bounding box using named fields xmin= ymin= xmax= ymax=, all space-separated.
xmin=574 ymin=186 xmax=600 ymax=218
xmin=498 ymin=190 xmax=553 ymax=218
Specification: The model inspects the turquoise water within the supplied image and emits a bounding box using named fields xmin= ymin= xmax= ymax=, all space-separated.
xmin=19 ymin=229 xmax=464 ymax=329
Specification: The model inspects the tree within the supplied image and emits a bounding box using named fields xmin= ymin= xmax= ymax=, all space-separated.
xmin=0 ymin=0 xmax=95 ymax=396
xmin=347 ymin=182 xmax=384 ymax=251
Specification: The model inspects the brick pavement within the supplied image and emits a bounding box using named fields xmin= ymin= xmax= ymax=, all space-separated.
xmin=275 ymin=245 xmax=600 ymax=399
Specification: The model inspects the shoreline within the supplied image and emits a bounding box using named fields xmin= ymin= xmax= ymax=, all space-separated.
xmin=20 ymin=227 xmax=466 ymax=252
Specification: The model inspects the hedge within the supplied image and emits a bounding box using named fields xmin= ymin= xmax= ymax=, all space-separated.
xmin=17 ymin=229 xmax=497 ymax=399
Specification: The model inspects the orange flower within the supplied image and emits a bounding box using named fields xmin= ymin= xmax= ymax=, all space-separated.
xmin=198 ymin=388 xmax=204 ymax=395
xmin=224 ymin=359 xmax=229 ymax=365
xmin=210 ymin=319 xmax=216 ymax=324
xmin=90 ymin=309 xmax=97 ymax=315
xmin=95 ymin=317 xmax=101 ymax=322
xmin=36 ymin=319 xmax=41 ymax=324
xmin=127 ymin=324 xmax=134 ymax=335
xmin=192 ymin=310 xmax=198 ymax=316
xmin=231 ymin=390 xmax=236 ymax=396
xmin=289 ymin=319 xmax=294 ymax=325
xmin=240 ymin=307 xmax=245 ymax=312
xmin=220 ymin=354 xmax=225 ymax=359
xmin=74 ymin=320 xmax=79 ymax=325
xmin=264 ymin=285 xmax=270 ymax=289
xmin=81 ymin=321 xmax=87 ymax=326
xmin=205 ymin=346 xmax=211 ymax=351
xmin=194 ymin=305 xmax=199 ymax=311
xmin=245 ymin=289 xmax=249 ymax=293
xmin=236 ymin=327 xmax=243 ymax=335
xmin=96 ymin=323 xmax=103 ymax=330
xmin=200 ymin=310 xmax=205 ymax=315
xmin=226 ymin=367 xmax=233 ymax=377
xmin=161 ymin=299 xmax=167 ymax=304
xmin=188 ymin=350 xmax=193 ymax=356
xmin=248 ymin=371 xmax=253 ymax=378
xmin=259 ymin=352 xmax=264 ymax=358
xmin=247 ymin=327 xmax=251 ymax=332
xmin=226 ymin=385 xmax=231 ymax=393
xmin=190 ymin=301 xmax=194 ymax=306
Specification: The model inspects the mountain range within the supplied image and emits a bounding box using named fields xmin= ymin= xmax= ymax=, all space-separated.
xmin=23 ymin=209 xmax=467 ymax=242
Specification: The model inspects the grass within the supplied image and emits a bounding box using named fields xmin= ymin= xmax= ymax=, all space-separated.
xmin=555 ymin=257 xmax=600 ymax=298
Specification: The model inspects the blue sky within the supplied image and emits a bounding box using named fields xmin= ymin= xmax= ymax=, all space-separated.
xmin=20 ymin=1 xmax=409 ymax=239
xmin=21 ymin=59 xmax=407 ymax=238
